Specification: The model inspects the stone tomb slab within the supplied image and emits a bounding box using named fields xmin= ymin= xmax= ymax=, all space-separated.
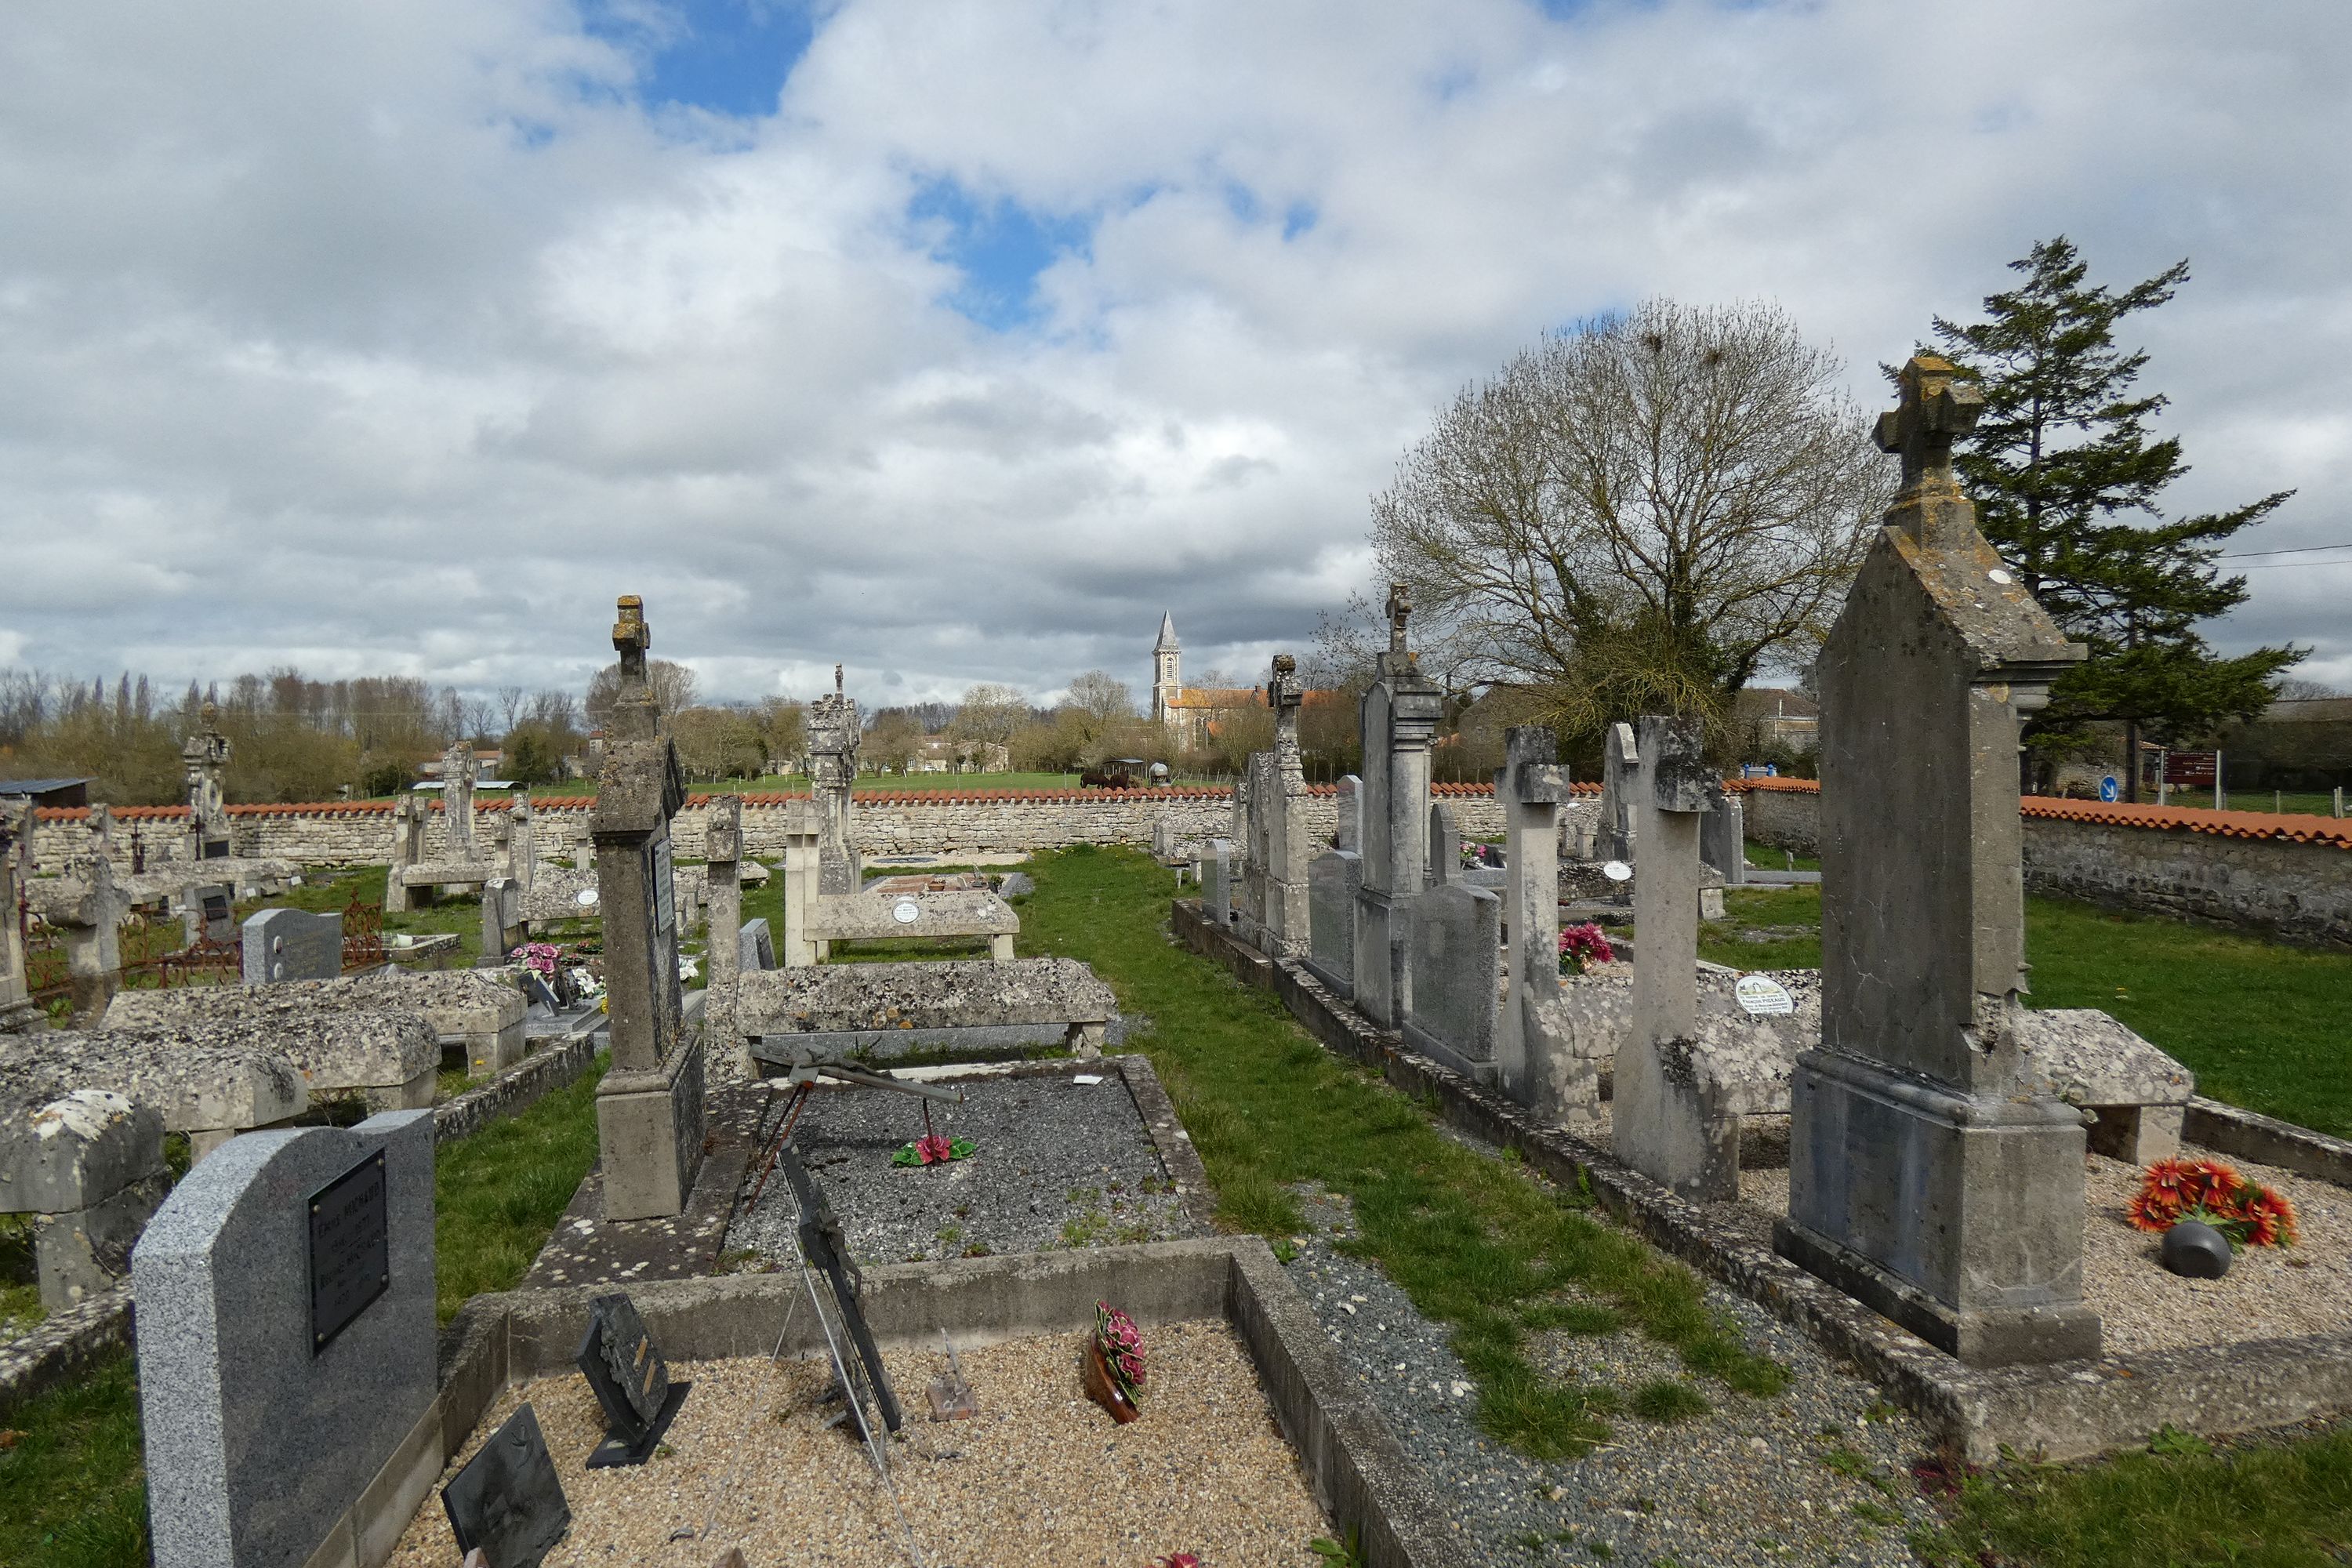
xmin=0 ymin=1027 xmax=308 ymax=1155
xmin=724 ymin=1058 xmax=1205 ymax=1268
xmin=101 ymin=986 xmax=440 ymax=1107
xmin=735 ymin=958 xmax=1116 ymax=1066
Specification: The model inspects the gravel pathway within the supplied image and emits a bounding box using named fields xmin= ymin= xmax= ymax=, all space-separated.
xmin=384 ymin=1324 xmax=1330 ymax=1568
xmin=724 ymin=1069 xmax=1199 ymax=1267
xmin=1282 ymin=1184 xmax=1941 ymax=1566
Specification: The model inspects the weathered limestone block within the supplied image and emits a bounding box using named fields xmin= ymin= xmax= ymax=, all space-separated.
xmin=0 ymin=1028 xmax=308 ymax=1159
xmin=395 ymin=858 xmax=499 ymax=889
xmin=479 ymin=875 xmax=524 ymax=964
xmin=2017 ymin=1008 xmax=2194 ymax=1163
xmin=101 ymin=985 xmax=441 ymax=1105
xmin=739 ymin=916 xmax=776 ymax=972
xmin=0 ymin=1087 xmax=169 ymax=1309
xmin=735 ymin=956 xmax=1116 ymax=1059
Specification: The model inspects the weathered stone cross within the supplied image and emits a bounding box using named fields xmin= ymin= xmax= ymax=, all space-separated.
xmin=613 ymin=594 xmax=650 ymax=691
xmin=1267 ymin=652 xmax=1301 ymax=713
xmin=1873 ymin=354 xmax=1984 ymax=494
xmin=1385 ymin=582 xmax=1412 ymax=655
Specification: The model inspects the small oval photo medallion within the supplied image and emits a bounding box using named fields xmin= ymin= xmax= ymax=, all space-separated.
xmin=575 ymin=887 xmax=599 ymax=908
xmin=1736 ymin=974 xmax=1795 ymax=1016
xmin=891 ymin=898 xmax=920 ymax=925
xmin=1602 ymin=860 xmax=1633 ymax=883
xmin=1988 ymin=568 xmax=2013 ymax=584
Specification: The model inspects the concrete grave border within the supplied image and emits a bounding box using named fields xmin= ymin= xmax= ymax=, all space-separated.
xmin=372 ymin=1240 xmax=1466 ymax=1568
xmin=1172 ymin=896 xmax=2352 ymax=1464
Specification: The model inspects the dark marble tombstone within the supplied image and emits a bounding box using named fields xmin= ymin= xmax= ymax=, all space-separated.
xmin=574 ymin=1290 xmax=691 ymax=1467
xmin=442 ymin=1403 xmax=570 ymax=1568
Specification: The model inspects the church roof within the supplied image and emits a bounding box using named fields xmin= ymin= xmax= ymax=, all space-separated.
xmin=1155 ymin=611 xmax=1179 ymax=652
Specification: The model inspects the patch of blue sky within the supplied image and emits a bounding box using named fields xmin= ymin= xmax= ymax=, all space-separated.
xmin=909 ymin=178 xmax=1094 ymax=332
xmin=1282 ymin=202 xmax=1318 ymax=241
xmin=579 ymin=0 xmax=815 ymax=118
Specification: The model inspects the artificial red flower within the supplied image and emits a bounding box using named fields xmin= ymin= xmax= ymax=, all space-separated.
xmin=915 ymin=1133 xmax=953 ymax=1165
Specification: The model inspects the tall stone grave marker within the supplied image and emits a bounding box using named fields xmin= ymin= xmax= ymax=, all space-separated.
xmin=591 ymin=596 xmax=706 ymax=1220
xmin=24 ymin=850 xmax=125 ymax=1023
xmin=1611 ymin=715 xmax=1734 ymax=1198
xmin=1334 ymin=774 xmax=1362 ymax=852
xmin=1352 ymin=586 xmax=1444 ymax=1029
xmin=808 ymin=665 xmax=862 ymax=897
xmin=1403 ymin=801 xmax=1501 ymax=1075
xmin=0 ymin=799 xmax=37 ymax=1032
xmin=1494 ymin=727 xmax=1567 ymax=1101
xmin=703 ymin=795 xmax=745 ymax=1067
xmin=441 ymin=739 xmax=478 ymax=858
xmin=132 ymin=1109 xmax=437 ymax=1568
xmin=1249 ymin=654 xmax=1316 ymax=957
xmin=1774 ymin=355 xmax=2097 ymax=1366
xmin=1597 ymin=721 xmax=1639 ymax=862
xmin=181 ymin=702 xmax=233 ymax=862
xmin=385 ymin=792 xmax=429 ymax=914
xmin=506 ymin=793 xmax=536 ymax=892
xmin=1700 ymin=786 xmax=1746 ymax=884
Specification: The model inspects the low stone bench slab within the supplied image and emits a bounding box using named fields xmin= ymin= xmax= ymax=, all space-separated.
xmin=805 ymin=889 xmax=1018 ymax=960
xmin=396 ymin=858 xmax=499 ymax=889
xmin=0 ymin=1028 xmax=308 ymax=1159
xmin=735 ymin=957 xmax=1116 ymax=1061
xmin=101 ymin=988 xmax=441 ymax=1105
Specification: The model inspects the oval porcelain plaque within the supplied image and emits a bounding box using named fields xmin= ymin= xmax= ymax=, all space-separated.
xmin=892 ymin=898 xmax=920 ymax=925
xmin=1602 ymin=860 xmax=1633 ymax=883
xmin=575 ymin=887 xmax=599 ymax=908
xmin=1735 ymin=974 xmax=1795 ymax=1016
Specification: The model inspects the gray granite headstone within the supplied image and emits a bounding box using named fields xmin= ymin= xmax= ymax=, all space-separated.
xmin=738 ymin=916 xmax=776 ymax=972
xmin=240 ymin=906 xmax=343 ymax=986
xmin=132 ymin=1109 xmax=436 ymax=1568
xmin=1402 ymin=880 xmax=1501 ymax=1077
xmin=1305 ymin=849 xmax=1361 ymax=999
xmin=442 ymin=1402 xmax=570 ymax=1568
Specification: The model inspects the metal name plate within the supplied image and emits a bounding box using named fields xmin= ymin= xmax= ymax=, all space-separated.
xmin=309 ymin=1149 xmax=390 ymax=1356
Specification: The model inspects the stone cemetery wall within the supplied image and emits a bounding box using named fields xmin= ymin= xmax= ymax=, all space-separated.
xmin=1740 ymin=778 xmax=2352 ymax=944
xmin=31 ymin=784 xmax=1510 ymax=871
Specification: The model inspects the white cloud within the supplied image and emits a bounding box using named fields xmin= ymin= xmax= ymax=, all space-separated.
xmin=1 ymin=0 xmax=2346 ymax=708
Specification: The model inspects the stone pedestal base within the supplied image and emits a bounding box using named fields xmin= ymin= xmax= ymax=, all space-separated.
xmin=596 ymin=1038 xmax=708 ymax=1221
xmin=464 ymin=1019 xmax=527 ymax=1080
xmin=1779 ymin=1047 xmax=2101 ymax=1367
xmin=35 ymin=1173 xmax=171 ymax=1311
xmin=1613 ymin=1037 xmax=1738 ymax=1202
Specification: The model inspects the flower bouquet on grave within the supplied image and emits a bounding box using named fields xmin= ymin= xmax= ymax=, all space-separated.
xmin=891 ymin=1133 xmax=975 ymax=1168
xmin=508 ymin=942 xmax=563 ymax=978
xmin=1084 ymin=1300 xmax=1145 ymax=1422
xmin=2128 ymin=1156 xmax=2298 ymax=1248
xmin=1559 ymin=922 xmax=1614 ymax=976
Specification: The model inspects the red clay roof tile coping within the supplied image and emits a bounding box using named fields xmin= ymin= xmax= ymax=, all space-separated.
xmin=1730 ymin=775 xmax=2351 ymax=850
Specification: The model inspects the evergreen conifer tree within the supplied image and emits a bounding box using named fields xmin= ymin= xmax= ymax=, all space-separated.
xmin=1929 ymin=237 xmax=2302 ymax=799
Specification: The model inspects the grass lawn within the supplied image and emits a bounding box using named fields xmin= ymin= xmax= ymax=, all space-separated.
xmin=1703 ymin=886 xmax=2352 ymax=1139
xmin=1019 ymin=844 xmax=1786 ymax=1460
xmin=1744 ymin=838 xmax=1820 ymax=873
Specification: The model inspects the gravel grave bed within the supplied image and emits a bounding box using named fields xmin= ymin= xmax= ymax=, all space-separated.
xmin=1737 ymin=1140 xmax=2352 ymax=1356
xmin=383 ymin=1323 xmax=1330 ymax=1568
xmin=724 ymin=1069 xmax=1196 ymax=1267
xmin=1281 ymin=1179 xmax=1940 ymax=1568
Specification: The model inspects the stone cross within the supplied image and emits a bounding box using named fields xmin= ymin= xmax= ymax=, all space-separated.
xmin=1777 ymin=354 xmax=2095 ymax=1367
xmin=182 ymin=702 xmax=231 ymax=859
xmin=807 ymin=672 xmax=862 ymax=897
xmin=1384 ymin=582 xmax=1412 ymax=660
xmin=702 ymin=796 xmax=746 ymax=1068
xmin=0 ymin=800 xmax=34 ymax=1029
xmin=610 ymin=594 xmax=657 ymax=745
xmin=441 ymin=740 xmax=477 ymax=858
xmin=591 ymin=593 xmax=704 ymax=1220
xmin=1874 ymin=355 xmax=1985 ymax=539
xmin=1269 ymin=653 xmax=1303 ymax=766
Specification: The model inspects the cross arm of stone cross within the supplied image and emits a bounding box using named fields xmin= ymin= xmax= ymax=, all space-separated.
xmin=1874 ymin=355 xmax=1984 ymax=492
xmin=1268 ymin=653 xmax=1301 ymax=710
xmin=612 ymin=593 xmax=650 ymax=673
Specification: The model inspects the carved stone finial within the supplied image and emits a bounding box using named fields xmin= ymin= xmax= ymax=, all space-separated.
xmin=1874 ymin=355 xmax=1984 ymax=496
xmin=834 ymin=662 xmax=844 ymax=695
xmin=1385 ymin=583 xmax=1411 ymax=655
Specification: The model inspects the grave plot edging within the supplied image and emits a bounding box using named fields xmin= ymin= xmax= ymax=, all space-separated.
xmin=428 ymin=1239 xmax=1466 ymax=1568
xmin=2183 ymin=1095 xmax=2352 ymax=1186
xmin=1171 ymin=896 xmax=2352 ymax=1464
xmin=431 ymin=1026 xmax=605 ymax=1144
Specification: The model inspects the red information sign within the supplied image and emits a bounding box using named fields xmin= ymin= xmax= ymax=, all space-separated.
xmin=2164 ymin=751 xmax=2219 ymax=789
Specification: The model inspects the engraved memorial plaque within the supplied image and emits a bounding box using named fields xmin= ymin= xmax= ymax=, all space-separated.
xmin=652 ymin=833 xmax=675 ymax=937
xmin=307 ymin=1150 xmax=389 ymax=1355
xmin=442 ymin=1403 xmax=570 ymax=1568
xmin=573 ymin=1290 xmax=690 ymax=1467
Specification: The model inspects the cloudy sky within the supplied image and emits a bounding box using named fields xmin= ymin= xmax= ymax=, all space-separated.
xmin=3 ymin=0 xmax=2346 ymax=710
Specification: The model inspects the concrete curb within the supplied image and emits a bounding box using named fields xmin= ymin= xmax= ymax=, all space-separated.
xmin=431 ymin=1026 xmax=604 ymax=1144
xmin=1171 ymin=896 xmax=2352 ymax=1462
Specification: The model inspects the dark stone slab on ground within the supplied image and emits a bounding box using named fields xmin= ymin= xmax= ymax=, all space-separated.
xmin=724 ymin=1058 xmax=1205 ymax=1268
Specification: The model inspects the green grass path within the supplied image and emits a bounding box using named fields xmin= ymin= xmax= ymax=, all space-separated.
xmin=1017 ymin=845 xmax=1784 ymax=1458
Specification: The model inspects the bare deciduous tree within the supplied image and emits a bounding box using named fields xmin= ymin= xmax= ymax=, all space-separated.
xmin=949 ymin=683 xmax=1028 ymax=747
xmin=1371 ymin=299 xmax=1890 ymax=736
xmin=584 ymin=659 xmax=700 ymax=732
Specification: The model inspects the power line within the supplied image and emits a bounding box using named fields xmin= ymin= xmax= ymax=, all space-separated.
xmin=2219 ymin=543 xmax=2352 ymax=559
